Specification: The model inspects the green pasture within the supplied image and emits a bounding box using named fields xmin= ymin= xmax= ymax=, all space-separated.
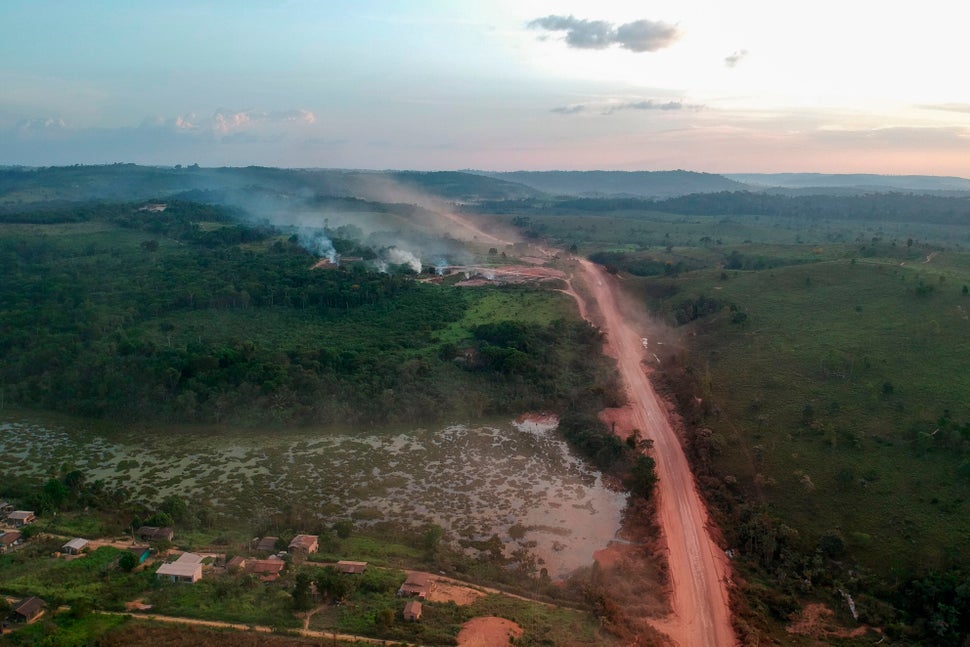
xmin=634 ymin=250 xmax=970 ymax=576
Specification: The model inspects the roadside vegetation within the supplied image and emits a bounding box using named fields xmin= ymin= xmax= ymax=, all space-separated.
xmin=493 ymin=196 xmax=970 ymax=644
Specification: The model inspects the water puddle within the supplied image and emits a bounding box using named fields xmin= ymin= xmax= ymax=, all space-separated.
xmin=0 ymin=416 xmax=626 ymax=577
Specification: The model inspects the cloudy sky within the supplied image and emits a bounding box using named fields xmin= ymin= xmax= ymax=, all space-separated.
xmin=3 ymin=0 xmax=969 ymax=175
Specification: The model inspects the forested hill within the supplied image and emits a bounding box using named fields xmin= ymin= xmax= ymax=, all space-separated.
xmin=471 ymin=170 xmax=746 ymax=198
xmin=726 ymin=172 xmax=970 ymax=194
xmin=472 ymin=190 xmax=970 ymax=226
xmin=0 ymin=165 xmax=541 ymax=204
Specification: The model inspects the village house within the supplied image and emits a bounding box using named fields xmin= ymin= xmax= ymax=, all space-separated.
xmin=254 ymin=536 xmax=279 ymax=553
xmin=6 ymin=511 xmax=35 ymax=527
xmin=288 ymin=534 xmax=319 ymax=555
xmin=398 ymin=572 xmax=435 ymax=598
xmin=155 ymin=552 xmax=204 ymax=584
xmin=337 ymin=560 xmax=367 ymax=575
xmin=0 ymin=501 xmax=13 ymax=515
xmin=246 ymin=558 xmax=285 ymax=582
xmin=403 ymin=600 xmax=423 ymax=622
xmin=61 ymin=538 xmax=89 ymax=555
xmin=226 ymin=555 xmax=247 ymax=572
xmin=11 ymin=597 xmax=46 ymax=624
xmin=136 ymin=526 xmax=174 ymax=542
xmin=0 ymin=531 xmax=23 ymax=554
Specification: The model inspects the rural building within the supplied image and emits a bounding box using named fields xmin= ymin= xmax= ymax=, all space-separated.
xmin=403 ymin=600 xmax=422 ymax=622
xmin=136 ymin=526 xmax=174 ymax=542
xmin=0 ymin=531 xmax=23 ymax=554
xmin=226 ymin=555 xmax=247 ymax=572
xmin=155 ymin=552 xmax=204 ymax=584
xmin=11 ymin=597 xmax=46 ymax=624
xmin=288 ymin=534 xmax=319 ymax=554
xmin=254 ymin=536 xmax=279 ymax=552
xmin=6 ymin=511 xmax=35 ymax=527
xmin=246 ymin=558 xmax=285 ymax=582
xmin=0 ymin=501 xmax=13 ymax=515
xmin=128 ymin=545 xmax=151 ymax=564
xmin=337 ymin=560 xmax=367 ymax=575
xmin=398 ymin=572 xmax=435 ymax=598
xmin=61 ymin=538 xmax=89 ymax=555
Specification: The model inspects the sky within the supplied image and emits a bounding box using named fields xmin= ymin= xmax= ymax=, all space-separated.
xmin=2 ymin=0 xmax=970 ymax=175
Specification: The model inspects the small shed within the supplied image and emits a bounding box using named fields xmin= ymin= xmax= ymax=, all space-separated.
xmin=61 ymin=538 xmax=89 ymax=555
xmin=156 ymin=552 xmax=203 ymax=584
xmin=136 ymin=526 xmax=174 ymax=542
xmin=337 ymin=560 xmax=368 ymax=575
xmin=128 ymin=545 xmax=151 ymax=564
xmin=6 ymin=510 xmax=35 ymax=527
xmin=403 ymin=600 xmax=423 ymax=622
xmin=398 ymin=572 xmax=434 ymax=598
xmin=12 ymin=597 xmax=46 ymax=624
xmin=0 ymin=531 xmax=23 ymax=554
xmin=288 ymin=534 xmax=319 ymax=554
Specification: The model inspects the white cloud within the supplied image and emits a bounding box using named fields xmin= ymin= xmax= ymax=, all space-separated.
xmin=528 ymin=15 xmax=680 ymax=53
xmin=724 ymin=50 xmax=748 ymax=68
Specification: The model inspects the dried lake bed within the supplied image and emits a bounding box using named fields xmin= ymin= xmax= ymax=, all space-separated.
xmin=1 ymin=416 xmax=627 ymax=578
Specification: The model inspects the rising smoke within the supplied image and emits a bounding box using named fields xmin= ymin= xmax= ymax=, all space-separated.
xmin=195 ymin=172 xmax=502 ymax=274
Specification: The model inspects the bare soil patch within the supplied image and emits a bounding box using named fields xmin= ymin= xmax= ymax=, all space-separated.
xmin=786 ymin=603 xmax=871 ymax=641
xmin=457 ymin=616 xmax=523 ymax=647
xmin=428 ymin=579 xmax=485 ymax=605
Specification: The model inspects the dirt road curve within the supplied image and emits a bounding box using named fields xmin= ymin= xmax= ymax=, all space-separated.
xmin=577 ymin=259 xmax=736 ymax=647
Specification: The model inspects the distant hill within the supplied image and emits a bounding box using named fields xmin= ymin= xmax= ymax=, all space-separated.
xmin=0 ymin=165 xmax=541 ymax=205
xmin=469 ymin=170 xmax=746 ymax=198
xmin=727 ymin=172 xmax=970 ymax=195
xmin=389 ymin=171 xmax=541 ymax=201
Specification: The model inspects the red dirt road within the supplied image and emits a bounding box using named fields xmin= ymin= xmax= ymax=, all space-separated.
xmin=577 ymin=259 xmax=736 ymax=647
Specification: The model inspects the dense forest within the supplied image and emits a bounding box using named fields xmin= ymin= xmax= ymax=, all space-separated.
xmin=472 ymin=190 xmax=970 ymax=226
xmin=0 ymin=200 xmax=617 ymax=427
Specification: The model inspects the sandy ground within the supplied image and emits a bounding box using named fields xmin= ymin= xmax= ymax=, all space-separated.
xmin=576 ymin=259 xmax=736 ymax=647
xmin=786 ymin=603 xmax=871 ymax=641
xmin=456 ymin=616 xmax=524 ymax=647
xmin=428 ymin=580 xmax=485 ymax=605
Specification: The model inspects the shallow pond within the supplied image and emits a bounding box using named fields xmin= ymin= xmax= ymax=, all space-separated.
xmin=0 ymin=416 xmax=627 ymax=577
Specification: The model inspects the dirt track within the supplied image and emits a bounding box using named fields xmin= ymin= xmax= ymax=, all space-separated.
xmin=576 ymin=259 xmax=736 ymax=647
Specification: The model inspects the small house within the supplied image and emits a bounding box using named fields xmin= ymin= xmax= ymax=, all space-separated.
xmin=156 ymin=552 xmax=203 ymax=584
xmin=226 ymin=555 xmax=247 ymax=572
xmin=403 ymin=600 xmax=423 ymax=622
xmin=128 ymin=545 xmax=151 ymax=564
xmin=0 ymin=501 xmax=13 ymax=515
xmin=337 ymin=560 xmax=367 ymax=575
xmin=254 ymin=536 xmax=279 ymax=553
xmin=6 ymin=511 xmax=35 ymax=527
xmin=0 ymin=531 xmax=23 ymax=554
xmin=246 ymin=558 xmax=285 ymax=582
xmin=398 ymin=572 xmax=435 ymax=598
xmin=288 ymin=534 xmax=318 ymax=554
xmin=136 ymin=526 xmax=174 ymax=542
xmin=12 ymin=597 xmax=46 ymax=624
xmin=61 ymin=538 xmax=89 ymax=555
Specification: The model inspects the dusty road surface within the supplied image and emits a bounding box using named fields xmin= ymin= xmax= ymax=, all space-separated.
xmin=577 ymin=259 xmax=736 ymax=647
